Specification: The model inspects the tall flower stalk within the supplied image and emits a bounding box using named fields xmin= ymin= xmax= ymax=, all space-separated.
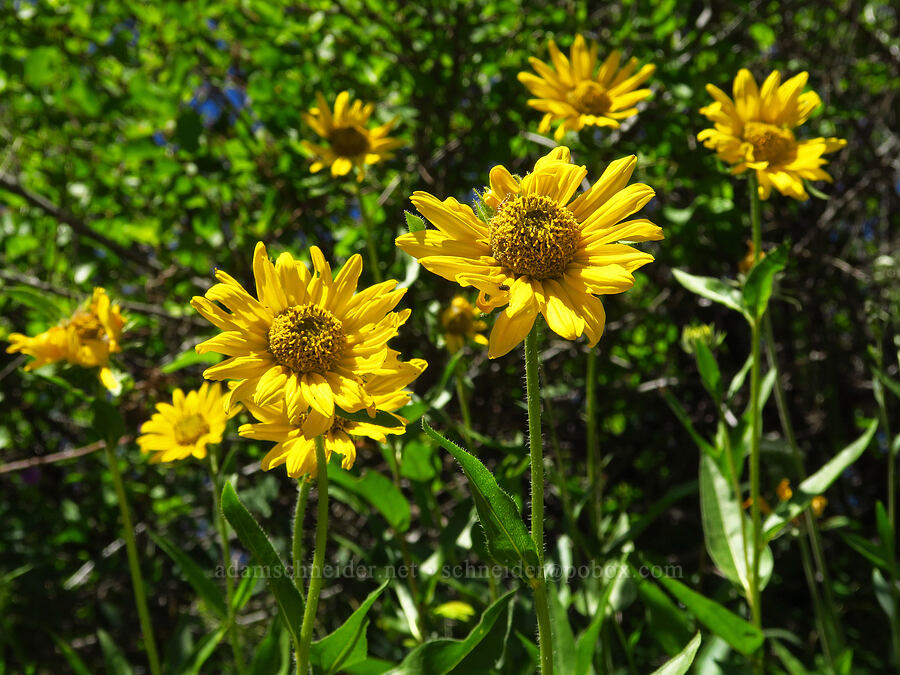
xmin=525 ymin=328 xmax=554 ymax=673
xmin=296 ymin=436 xmax=329 ymax=674
xmin=103 ymin=440 xmax=162 ymax=675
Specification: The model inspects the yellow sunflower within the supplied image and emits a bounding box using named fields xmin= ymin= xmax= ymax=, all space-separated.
xmin=6 ymin=287 xmax=125 ymax=391
xmin=518 ymin=34 xmax=655 ymax=141
xmin=191 ymin=243 xmax=409 ymax=438
xmin=395 ymin=147 xmax=662 ymax=358
xmin=698 ymin=69 xmax=847 ymax=200
xmin=239 ymin=351 xmax=426 ymax=477
xmin=138 ymin=382 xmax=236 ymax=463
xmin=440 ymin=296 xmax=488 ymax=354
xmin=301 ymin=91 xmax=404 ymax=181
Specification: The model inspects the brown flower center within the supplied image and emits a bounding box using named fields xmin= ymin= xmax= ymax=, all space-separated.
xmin=268 ymin=304 xmax=347 ymax=374
xmin=329 ymin=125 xmax=370 ymax=157
xmin=70 ymin=313 xmax=106 ymax=341
xmin=489 ymin=194 xmax=580 ymax=279
xmin=174 ymin=414 xmax=209 ymax=445
xmin=567 ymin=81 xmax=612 ymax=115
xmin=742 ymin=121 xmax=796 ymax=164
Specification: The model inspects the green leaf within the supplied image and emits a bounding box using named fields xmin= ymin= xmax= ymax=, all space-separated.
xmin=221 ymin=482 xmax=304 ymax=644
xmin=764 ymin=420 xmax=878 ymax=539
xmin=334 ymin=405 xmax=405 ymax=428
xmin=388 ymin=590 xmax=516 ymax=674
xmin=404 ymin=211 xmax=426 ymax=233
xmin=148 ymin=530 xmax=228 ymax=620
xmin=804 ymin=181 xmax=831 ymax=200
xmin=4 ymin=285 xmax=71 ymax=322
xmin=694 ymin=341 xmax=722 ymax=400
xmin=673 ymin=269 xmax=746 ymax=316
xmin=575 ymin=560 xmax=630 ymax=674
xmin=549 ymin=584 xmax=577 ymax=675
xmin=700 ymin=453 xmax=773 ymax=596
xmin=650 ymin=632 xmax=702 ymax=675
xmin=874 ymin=568 xmax=896 ymax=624
xmin=876 ymin=501 xmax=895 ymax=564
xmin=249 ymin=617 xmax=291 ymax=675
xmin=422 ymin=419 xmax=540 ymax=576
xmin=635 ymin=577 xmax=695 ymax=657
xmin=661 ymin=389 xmax=717 ymax=458
xmin=839 ymin=531 xmax=891 ymax=571
xmin=727 ymin=355 xmax=753 ymax=403
xmin=742 ymin=243 xmax=788 ymax=319
xmin=310 ymin=580 xmax=390 ymax=675
xmin=771 ymin=640 xmax=813 ymax=675
xmin=161 ymin=349 xmax=222 ymax=373
xmin=232 ymin=569 xmax=259 ymax=611
xmin=51 ymin=634 xmax=92 ymax=675
xmin=329 ymin=468 xmax=411 ymax=533
xmin=654 ymin=573 xmax=764 ymax=655
xmin=98 ymin=628 xmax=134 ymax=675
xmin=183 ymin=627 xmax=227 ymax=675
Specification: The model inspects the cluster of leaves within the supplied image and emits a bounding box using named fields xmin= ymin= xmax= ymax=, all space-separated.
xmin=0 ymin=0 xmax=898 ymax=672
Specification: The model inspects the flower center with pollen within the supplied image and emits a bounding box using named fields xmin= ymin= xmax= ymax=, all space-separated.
xmin=70 ymin=313 xmax=106 ymax=341
xmin=489 ymin=194 xmax=580 ymax=279
xmin=329 ymin=126 xmax=370 ymax=157
xmin=742 ymin=121 xmax=796 ymax=164
xmin=567 ymin=81 xmax=612 ymax=115
xmin=268 ymin=304 xmax=347 ymax=374
xmin=174 ymin=414 xmax=209 ymax=445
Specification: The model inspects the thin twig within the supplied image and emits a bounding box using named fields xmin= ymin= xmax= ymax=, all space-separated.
xmin=0 ymin=436 xmax=133 ymax=474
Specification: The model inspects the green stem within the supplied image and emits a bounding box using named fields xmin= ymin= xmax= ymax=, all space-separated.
xmin=586 ymin=348 xmax=601 ymax=538
xmin=762 ymin=311 xmax=845 ymax=664
xmin=208 ymin=452 xmax=245 ymax=674
xmin=297 ymin=437 xmax=329 ymax=675
xmin=355 ymin=182 xmax=382 ymax=284
xmin=103 ymin=441 xmax=162 ymax=675
xmin=293 ymin=480 xmax=313 ymax=596
xmin=747 ymin=174 xmax=764 ymax=671
xmin=454 ymin=365 xmax=473 ymax=449
xmin=720 ymin=405 xmax=751 ymax=586
xmin=525 ymin=329 xmax=553 ymax=674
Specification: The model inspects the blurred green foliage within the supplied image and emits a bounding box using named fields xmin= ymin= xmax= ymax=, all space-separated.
xmin=1 ymin=0 xmax=898 ymax=672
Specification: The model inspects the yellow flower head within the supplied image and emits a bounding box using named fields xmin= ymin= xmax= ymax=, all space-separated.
xmin=191 ymin=243 xmax=409 ymax=438
xmin=396 ymin=147 xmax=662 ymax=358
xmin=518 ymin=34 xmax=655 ymax=141
xmin=239 ymin=351 xmax=426 ymax=477
xmin=6 ymin=287 xmax=125 ymax=391
xmin=301 ymin=91 xmax=405 ymax=181
xmin=698 ymin=69 xmax=847 ymax=200
xmin=440 ymin=296 xmax=488 ymax=354
xmin=138 ymin=382 xmax=236 ymax=463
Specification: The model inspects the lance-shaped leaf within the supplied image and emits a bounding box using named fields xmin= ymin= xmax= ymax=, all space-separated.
xmin=650 ymin=632 xmax=702 ymax=675
xmin=700 ymin=453 xmax=773 ymax=596
xmin=221 ymin=482 xmax=304 ymax=644
xmin=423 ymin=419 xmax=540 ymax=577
xmin=654 ymin=572 xmax=764 ymax=655
xmin=310 ymin=580 xmax=390 ymax=675
xmin=742 ymin=243 xmax=788 ymax=319
xmin=764 ymin=420 xmax=878 ymax=540
xmin=387 ymin=590 xmax=516 ymax=674
xmin=673 ymin=269 xmax=747 ymax=317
